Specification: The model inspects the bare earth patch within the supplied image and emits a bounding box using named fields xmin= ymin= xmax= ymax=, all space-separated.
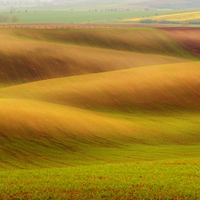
xmin=159 ymin=27 xmax=200 ymax=57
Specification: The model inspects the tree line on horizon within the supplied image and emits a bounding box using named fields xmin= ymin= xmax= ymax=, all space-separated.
xmin=0 ymin=14 xmax=19 ymax=23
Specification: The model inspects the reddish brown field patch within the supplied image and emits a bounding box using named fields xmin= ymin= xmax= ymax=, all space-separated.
xmin=160 ymin=27 xmax=200 ymax=58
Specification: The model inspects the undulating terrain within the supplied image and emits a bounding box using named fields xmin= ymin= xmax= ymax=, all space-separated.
xmin=0 ymin=27 xmax=200 ymax=199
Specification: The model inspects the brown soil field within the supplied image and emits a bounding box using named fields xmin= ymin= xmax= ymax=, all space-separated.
xmin=0 ymin=23 xmax=142 ymax=29
xmin=0 ymin=23 xmax=175 ymax=29
xmin=159 ymin=27 xmax=200 ymax=57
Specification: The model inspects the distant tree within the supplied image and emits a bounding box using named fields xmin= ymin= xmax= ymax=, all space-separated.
xmin=181 ymin=21 xmax=189 ymax=26
xmin=0 ymin=14 xmax=9 ymax=22
xmin=140 ymin=19 xmax=156 ymax=24
xmin=11 ymin=15 xmax=19 ymax=23
xmin=10 ymin=6 xmax=15 ymax=14
xmin=189 ymin=20 xmax=200 ymax=25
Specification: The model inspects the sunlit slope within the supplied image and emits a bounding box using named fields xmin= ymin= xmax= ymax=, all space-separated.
xmin=0 ymin=98 xmax=199 ymax=144
xmin=1 ymin=62 xmax=200 ymax=111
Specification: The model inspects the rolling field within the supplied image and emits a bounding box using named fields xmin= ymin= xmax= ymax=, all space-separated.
xmin=0 ymin=28 xmax=195 ymax=85
xmin=0 ymin=27 xmax=200 ymax=199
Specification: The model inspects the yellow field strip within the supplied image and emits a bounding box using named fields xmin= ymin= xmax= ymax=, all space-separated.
xmin=124 ymin=11 xmax=200 ymax=22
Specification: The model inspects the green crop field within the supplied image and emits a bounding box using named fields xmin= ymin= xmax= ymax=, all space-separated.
xmin=0 ymin=0 xmax=192 ymax=25
xmin=0 ymin=158 xmax=200 ymax=199
xmin=0 ymin=26 xmax=200 ymax=199
xmin=0 ymin=9 xmax=187 ymax=24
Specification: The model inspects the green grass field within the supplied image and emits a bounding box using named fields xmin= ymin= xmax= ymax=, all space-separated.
xmin=0 ymin=9 xmax=188 ymax=24
xmin=0 ymin=158 xmax=200 ymax=199
xmin=0 ymin=27 xmax=200 ymax=199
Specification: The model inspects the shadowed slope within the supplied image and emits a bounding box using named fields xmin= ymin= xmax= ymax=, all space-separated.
xmin=160 ymin=27 xmax=200 ymax=58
